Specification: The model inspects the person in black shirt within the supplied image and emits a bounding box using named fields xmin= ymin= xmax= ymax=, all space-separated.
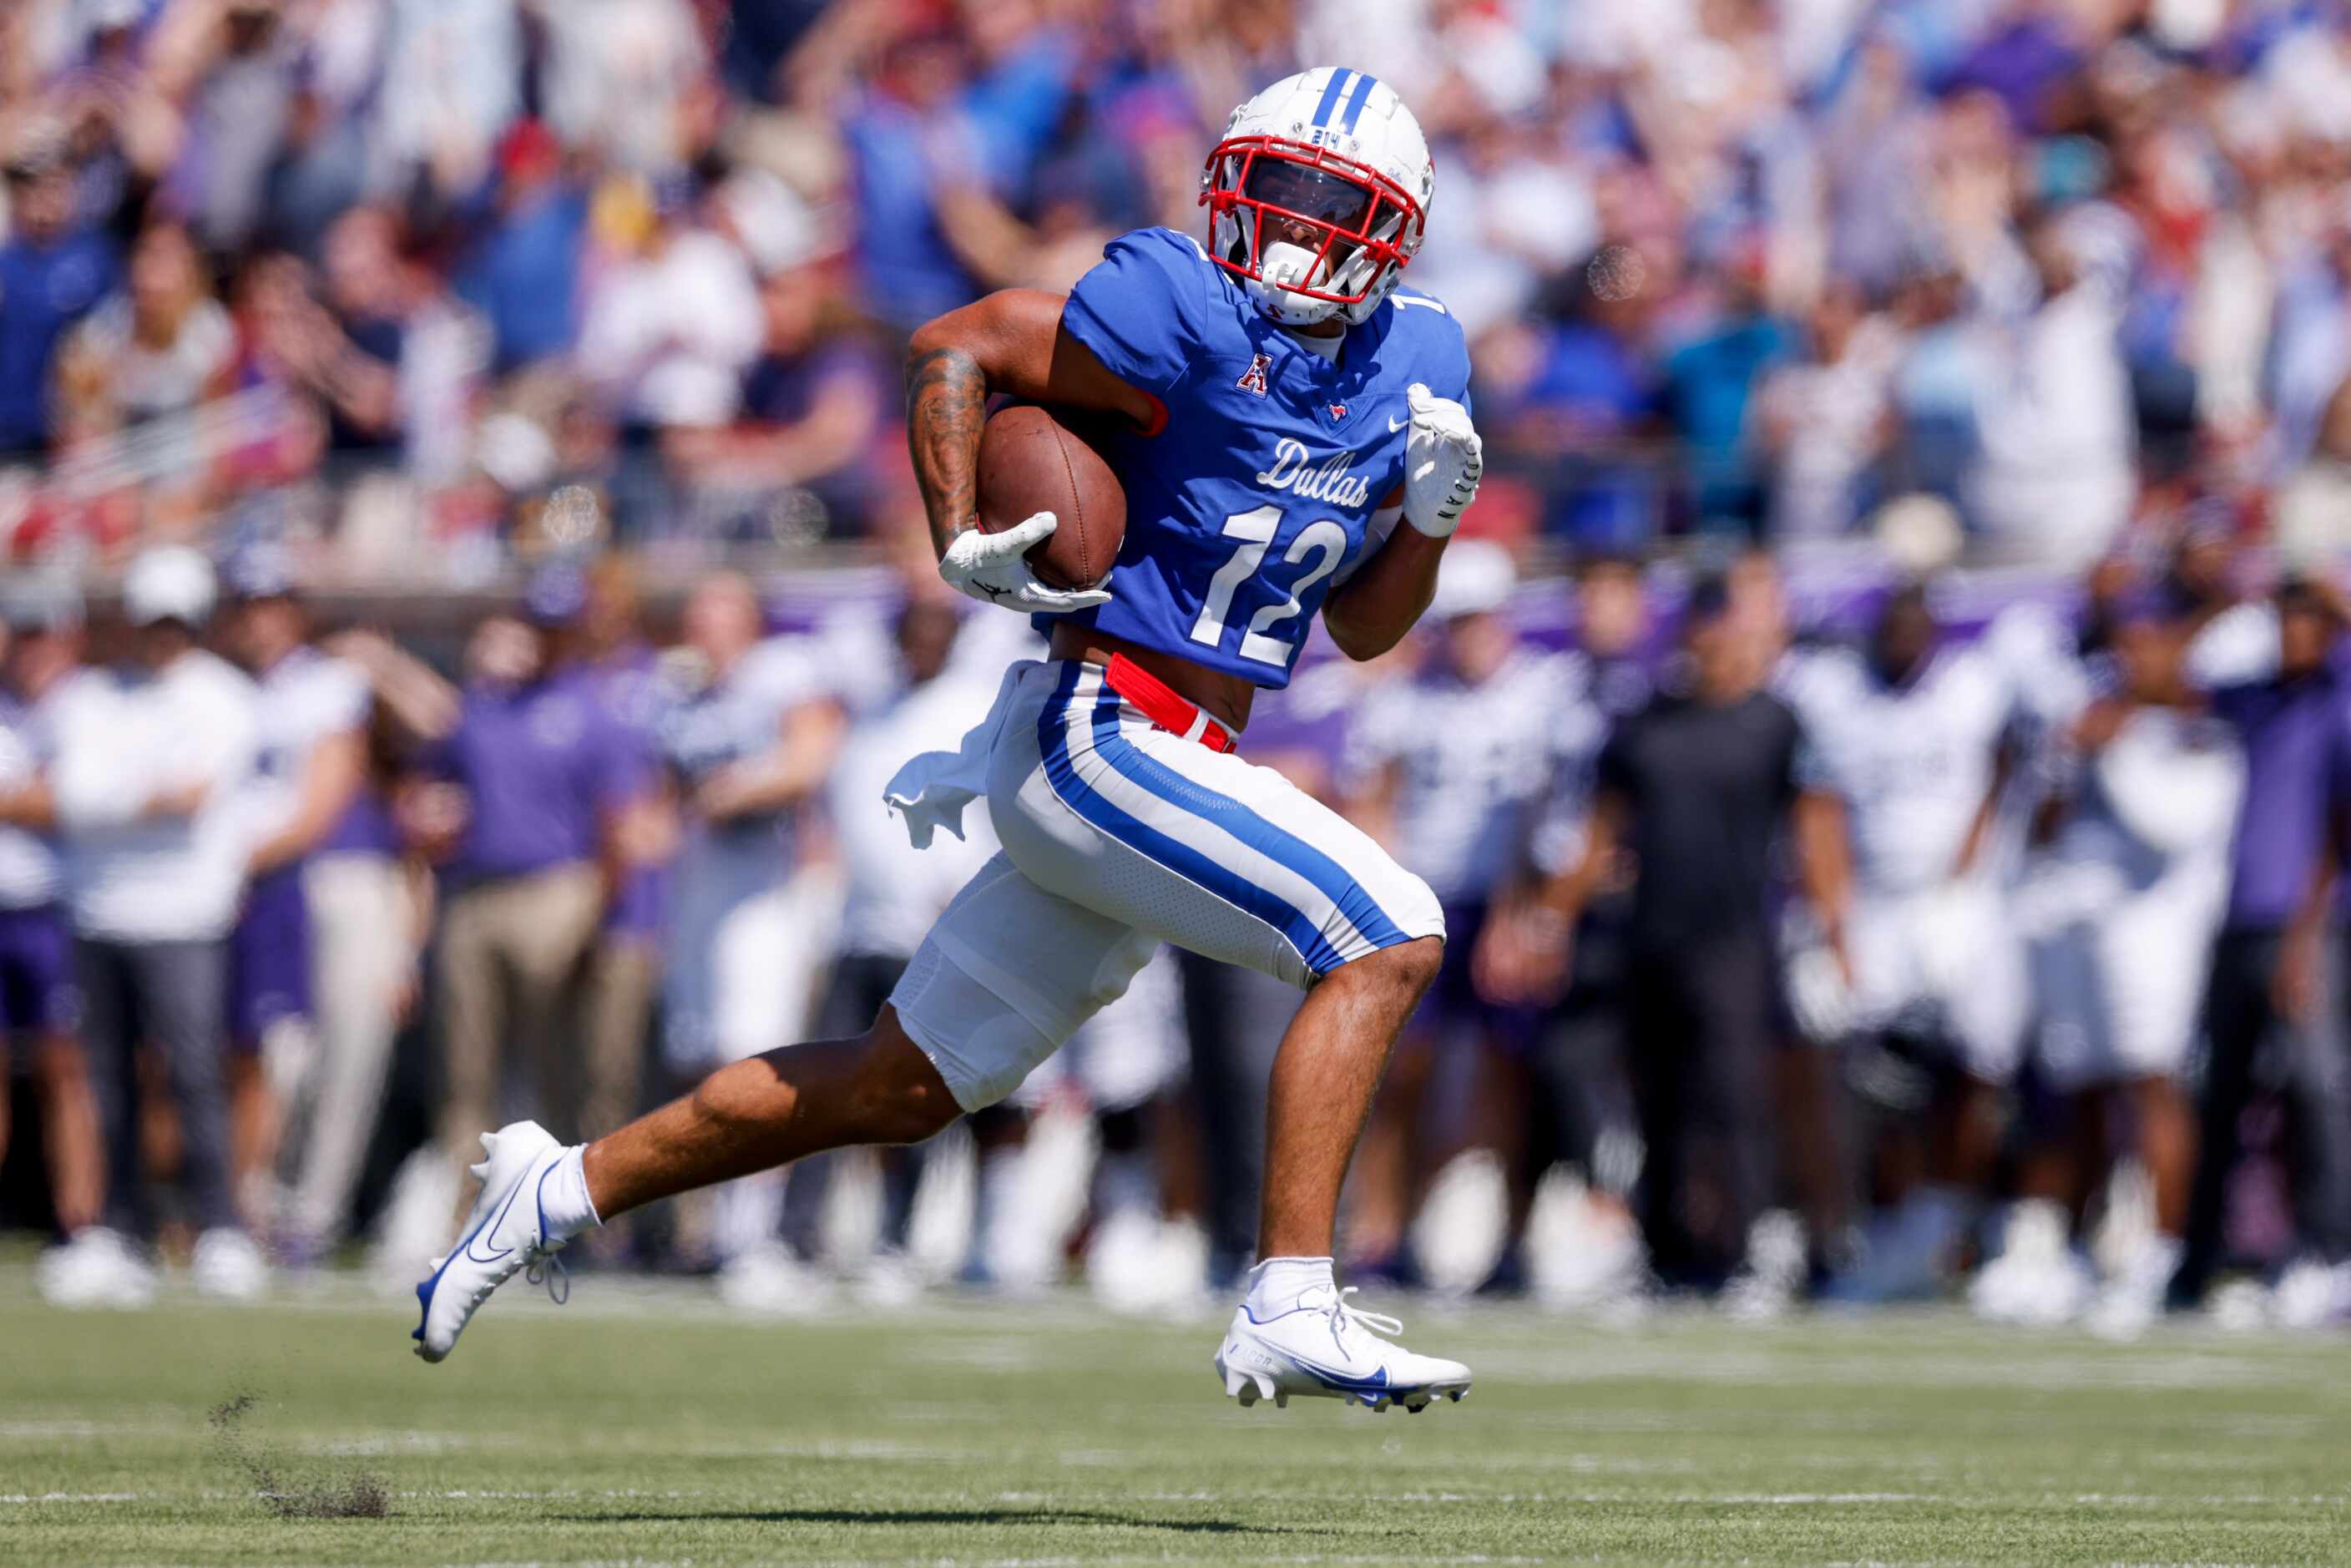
xmin=1498 ymin=574 xmax=1843 ymax=1293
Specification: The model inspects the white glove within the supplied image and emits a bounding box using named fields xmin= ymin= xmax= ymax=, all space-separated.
xmin=938 ymin=512 xmax=1111 ymax=615
xmin=1402 ymin=382 xmax=1483 ymax=538
xmin=1785 ymin=942 xmax=1855 ymax=1046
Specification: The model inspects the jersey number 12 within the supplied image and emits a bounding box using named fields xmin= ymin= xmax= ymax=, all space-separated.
xmin=1187 ymin=505 xmax=1347 ymax=666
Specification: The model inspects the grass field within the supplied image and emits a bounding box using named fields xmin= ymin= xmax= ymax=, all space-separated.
xmin=4 ymin=1262 xmax=2349 ymax=1565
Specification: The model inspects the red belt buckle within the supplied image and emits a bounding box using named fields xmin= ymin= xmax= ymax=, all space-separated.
xmin=1103 ymin=655 xmax=1236 ymax=754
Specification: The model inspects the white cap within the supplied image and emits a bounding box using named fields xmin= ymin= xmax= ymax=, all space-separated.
xmin=122 ymin=546 xmax=217 ymax=628
xmin=1429 ymin=539 xmax=1516 ymax=622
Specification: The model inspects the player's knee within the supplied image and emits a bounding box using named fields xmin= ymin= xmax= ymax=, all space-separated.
xmin=852 ymin=1012 xmax=963 ymax=1145
xmin=1351 ymin=933 xmax=1444 ymax=1003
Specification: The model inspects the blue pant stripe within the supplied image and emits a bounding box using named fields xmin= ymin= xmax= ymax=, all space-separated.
xmin=1034 ymin=665 xmax=1344 ymax=974
xmin=1310 ymin=68 xmax=1352 ymax=129
xmin=1340 ymin=73 xmax=1378 ymax=134
xmin=1083 ymin=691 xmax=1408 ymax=955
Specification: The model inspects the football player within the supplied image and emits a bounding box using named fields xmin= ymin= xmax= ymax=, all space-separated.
xmin=1781 ymin=585 xmax=2042 ymax=1301
xmin=415 ymin=69 xmax=1484 ymax=1413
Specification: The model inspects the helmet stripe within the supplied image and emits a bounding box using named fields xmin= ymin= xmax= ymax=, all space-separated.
xmin=1311 ymin=68 xmax=1352 ymax=129
xmin=1339 ymin=73 xmax=1378 ymax=134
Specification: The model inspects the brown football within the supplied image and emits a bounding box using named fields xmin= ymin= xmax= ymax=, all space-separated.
xmin=975 ymin=404 xmax=1126 ymax=591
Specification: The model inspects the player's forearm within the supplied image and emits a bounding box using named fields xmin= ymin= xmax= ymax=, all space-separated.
xmin=908 ymin=292 xmax=1161 ymax=562
xmin=1535 ymin=793 xmax=1624 ymax=924
xmin=1322 ymin=525 xmax=1444 ymax=661
xmin=0 ymin=779 xmax=55 ymax=831
xmin=1792 ymin=790 xmax=1855 ymax=944
xmin=905 ymin=338 xmax=990 ymax=559
xmin=247 ymin=735 xmax=366 ymax=874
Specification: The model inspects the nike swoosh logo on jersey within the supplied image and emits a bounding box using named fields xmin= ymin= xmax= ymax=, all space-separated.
xmin=1388 ymin=415 xmax=1408 ymax=432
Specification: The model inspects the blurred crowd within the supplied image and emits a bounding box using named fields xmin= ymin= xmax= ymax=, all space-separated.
xmin=9 ymin=0 xmax=2351 ymax=570
xmin=4 ymin=523 xmax=2351 ymax=1341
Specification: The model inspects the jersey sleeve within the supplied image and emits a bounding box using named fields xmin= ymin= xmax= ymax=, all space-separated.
xmin=743 ymin=636 xmax=827 ymax=716
xmin=1060 ymin=228 xmax=1212 ymax=397
xmin=316 ymin=658 xmax=372 ymax=735
xmin=1391 ymin=288 xmax=1475 ymax=415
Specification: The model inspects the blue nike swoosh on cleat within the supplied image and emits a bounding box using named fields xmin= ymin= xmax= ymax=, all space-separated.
xmin=1276 ymin=1350 xmax=1393 ymax=1396
xmin=412 ymin=1161 xmax=531 ymax=1345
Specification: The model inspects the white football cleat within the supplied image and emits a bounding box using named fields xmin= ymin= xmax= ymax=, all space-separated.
xmin=412 ymin=1122 xmax=570 ymax=1363
xmin=1214 ymin=1286 xmax=1471 ymax=1414
xmin=715 ymin=1242 xmax=834 ymax=1316
xmin=2272 ymin=1256 xmax=2351 ymax=1330
xmin=1969 ymin=1200 xmax=2091 ymax=1326
xmin=38 ymin=1227 xmax=156 ymax=1309
xmin=190 ymin=1227 xmax=269 ymax=1302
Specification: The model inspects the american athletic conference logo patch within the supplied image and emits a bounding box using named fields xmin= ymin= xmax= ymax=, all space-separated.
xmin=1236 ymin=353 xmax=1272 ymax=397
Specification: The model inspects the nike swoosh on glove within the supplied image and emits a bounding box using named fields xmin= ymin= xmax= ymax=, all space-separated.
xmin=1402 ymin=382 xmax=1483 ymax=539
xmin=938 ymin=512 xmax=1112 ymax=614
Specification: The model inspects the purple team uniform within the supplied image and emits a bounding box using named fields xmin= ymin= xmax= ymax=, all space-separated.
xmin=436 ymin=669 xmax=645 ymax=883
xmin=227 ymin=648 xmax=371 ymax=1047
xmin=0 ymin=685 xmax=80 ymax=1036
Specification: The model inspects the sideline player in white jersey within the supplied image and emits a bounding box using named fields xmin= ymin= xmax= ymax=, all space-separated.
xmin=2001 ymin=591 xmax=2244 ymax=1335
xmin=0 ymin=586 xmax=111 ymax=1303
xmin=652 ymin=569 xmax=847 ymax=1308
xmin=414 ymin=68 xmax=1483 ymax=1412
xmin=1781 ymin=584 xmax=2040 ymax=1299
xmin=218 ymin=549 xmax=373 ymax=1248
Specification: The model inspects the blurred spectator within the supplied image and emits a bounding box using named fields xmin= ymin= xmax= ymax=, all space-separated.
xmin=1505 ymin=576 xmax=1833 ymax=1302
xmin=374 ymin=0 xmax=523 ymax=199
xmin=400 ymin=569 xmax=645 ymax=1190
xmin=1755 ymin=284 xmax=1901 ymax=539
xmin=454 ymin=121 xmax=592 ymax=377
xmin=1657 ymin=245 xmax=1793 ymax=534
xmin=1966 ymin=207 xmax=2136 ymax=566
xmin=54 ymin=221 xmax=235 ymax=438
xmin=540 ymin=0 xmax=712 ymax=180
xmin=46 ymin=548 xmax=262 ymax=1301
xmin=578 ymin=181 xmax=763 ymax=437
xmin=0 ymin=584 xmax=104 ymax=1298
xmin=253 ymin=0 xmax=387 ymax=260
xmin=217 ymin=549 xmax=372 ymax=1258
xmin=0 ymin=136 xmax=120 ymax=458
xmin=2174 ymin=581 xmax=2351 ymax=1323
xmin=564 ymin=560 xmax=670 ymax=1166
xmin=152 ymin=0 xmax=305 ymax=256
xmin=664 ymin=248 xmax=892 ymax=539
xmin=838 ymin=27 xmax=999 ymax=333
xmin=1481 ymin=252 xmax=1660 ymax=549
xmin=238 ymin=210 xmax=485 ymax=498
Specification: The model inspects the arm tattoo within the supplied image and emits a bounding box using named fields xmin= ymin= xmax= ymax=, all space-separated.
xmin=906 ymin=343 xmax=988 ymax=559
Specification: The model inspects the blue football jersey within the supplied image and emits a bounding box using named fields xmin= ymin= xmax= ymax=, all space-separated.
xmin=1056 ymin=227 xmax=1472 ymax=689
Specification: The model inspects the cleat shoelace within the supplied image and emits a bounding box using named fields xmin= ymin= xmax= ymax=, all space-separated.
xmin=1324 ymin=1286 xmax=1403 ymax=1352
xmin=523 ymin=1241 xmax=571 ymax=1306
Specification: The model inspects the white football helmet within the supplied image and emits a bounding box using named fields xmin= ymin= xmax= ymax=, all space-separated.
xmin=1201 ymin=67 xmax=1434 ymax=329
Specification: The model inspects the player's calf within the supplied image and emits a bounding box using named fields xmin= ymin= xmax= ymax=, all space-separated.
xmin=414 ymin=1013 xmax=961 ymax=1362
xmin=585 ymin=1009 xmax=958 ymax=1219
